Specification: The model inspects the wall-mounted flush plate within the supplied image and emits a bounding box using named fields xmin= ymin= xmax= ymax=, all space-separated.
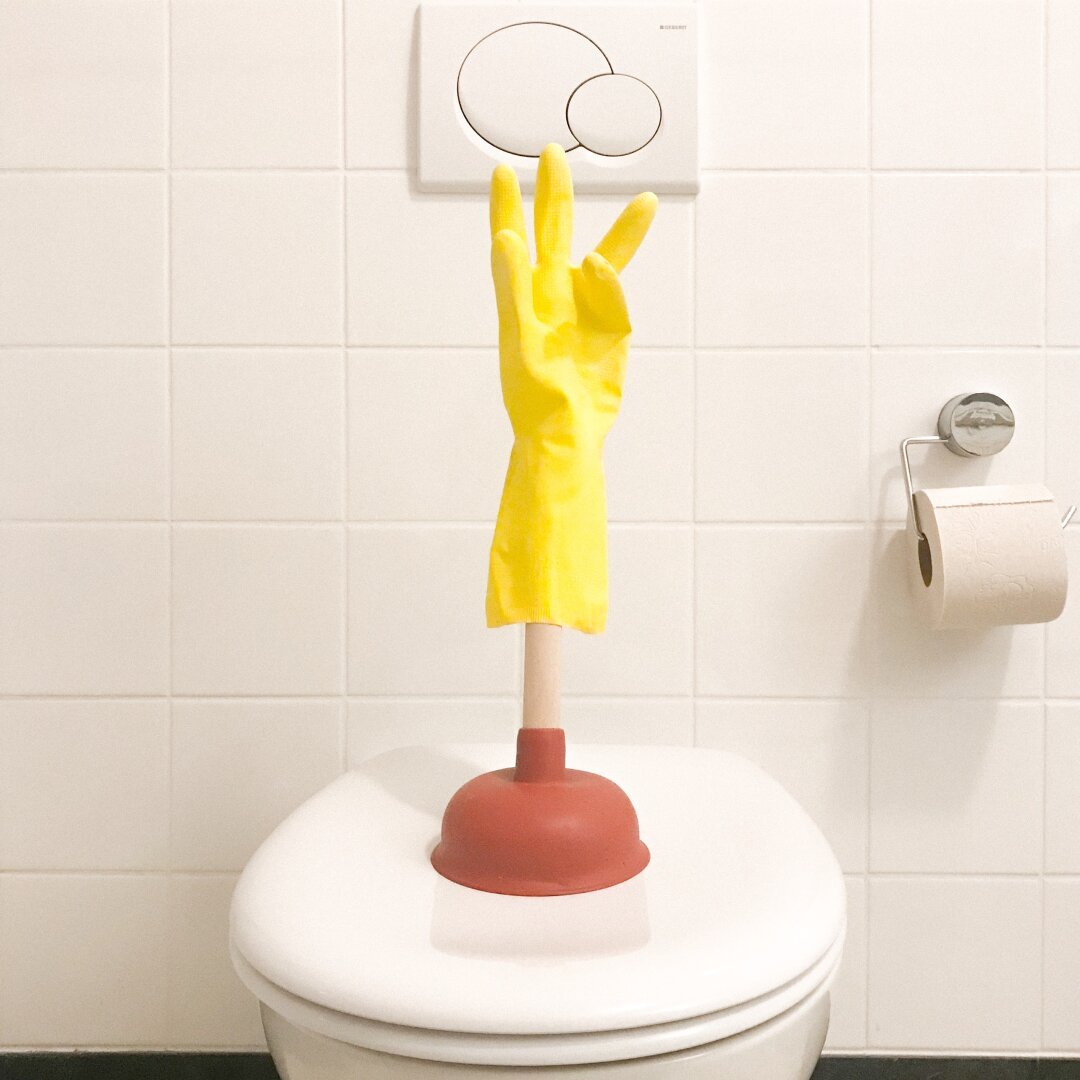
xmin=418 ymin=3 xmax=698 ymax=194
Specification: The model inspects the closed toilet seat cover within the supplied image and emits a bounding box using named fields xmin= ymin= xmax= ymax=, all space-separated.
xmin=230 ymin=744 xmax=845 ymax=1039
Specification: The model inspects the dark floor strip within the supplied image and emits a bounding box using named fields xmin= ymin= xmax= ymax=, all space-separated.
xmin=0 ymin=1054 xmax=1077 ymax=1079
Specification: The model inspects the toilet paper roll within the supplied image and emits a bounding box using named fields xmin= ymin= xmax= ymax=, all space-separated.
xmin=907 ymin=484 xmax=1068 ymax=629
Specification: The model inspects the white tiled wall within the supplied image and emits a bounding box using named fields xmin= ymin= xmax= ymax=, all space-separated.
xmin=1 ymin=0 xmax=1078 ymax=1059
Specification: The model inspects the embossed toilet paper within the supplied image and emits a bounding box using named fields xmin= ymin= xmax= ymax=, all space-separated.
xmin=906 ymin=484 xmax=1068 ymax=629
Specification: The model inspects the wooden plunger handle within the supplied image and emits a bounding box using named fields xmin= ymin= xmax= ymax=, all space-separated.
xmin=522 ymin=622 xmax=561 ymax=729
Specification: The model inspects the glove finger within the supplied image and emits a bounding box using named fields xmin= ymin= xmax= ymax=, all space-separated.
xmin=593 ymin=191 xmax=658 ymax=273
xmin=491 ymin=229 xmax=534 ymax=327
xmin=490 ymin=164 xmax=528 ymax=249
xmin=534 ymin=143 xmax=573 ymax=265
xmin=577 ymin=252 xmax=631 ymax=335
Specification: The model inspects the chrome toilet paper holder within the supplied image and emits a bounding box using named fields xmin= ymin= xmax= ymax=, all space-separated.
xmin=900 ymin=392 xmax=1077 ymax=541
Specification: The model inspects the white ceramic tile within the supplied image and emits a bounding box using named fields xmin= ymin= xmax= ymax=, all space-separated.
xmin=867 ymin=877 xmax=1041 ymax=1050
xmin=871 ymin=526 xmax=1046 ymax=699
xmin=1048 ymin=0 xmax=1080 ymax=167
xmin=0 ymin=701 xmax=168 ymax=872
xmin=171 ymin=173 xmax=343 ymax=346
xmin=696 ymin=351 xmax=869 ymax=522
xmin=166 ymin=874 xmax=265 ymax=1048
xmin=825 ymin=876 xmax=867 ymax=1050
xmin=701 ymin=0 xmax=867 ymax=168
xmin=563 ymin=528 xmax=693 ymax=695
xmin=870 ymin=350 xmax=1046 ymax=522
xmin=0 ymin=0 xmax=165 ymax=167
xmin=870 ymin=700 xmax=1043 ymax=873
xmin=0 ymin=175 xmax=166 ymax=345
xmin=1044 ymin=529 xmax=1080 ymax=698
xmin=172 ymin=526 xmax=344 ymax=695
xmin=696 ymin=700 xmax=869 ymax=872
xmin=347 ymin=699 xmax=518 ymax=764
xmin=561 ymin=698 xmax=694 ymax=746
xmin=1048 ymin=354 xmax=1080 ymax=509
xmin=348 ymin=527 xmax=519 ymax=694
xmin=346 ymin=177 xmax=692 ymax=347
xmin=0 ymin=349 xmax=168 ymax=520
xmin=872 ymin=175 xmax=1044 ymax=347
xmin=0 ymin=525 xmax=169 ymax=694
xmin=1044 ymin=878 xmax=1080 ymax=1051
xmin=695 ymin=526 xmax=871 ymax=697
xmin=871 ymin=0 xmax=1042 ymax=168
xmin=171 ymin=700 xmax=342 ymax=870
xmin=344 ymin=0 xmax=417 ymax=168
xmin=173 ymin=349 xmax=344 ymax=521
xmin=171 ymin=0 xmax=341 ymax=167
xmin=1048 ymin=175 xmax=1080 ymax=346
xmin=696 ymin=175 xmax=868 ymax=347
xmin=348 ymin=350 xmax=507 ymax=521
xmin=0 ymin=874 xmax=168 ymax=1045
xmin=1046 ymin=704 xmax=1080 ymax=873
xmin=606 ymin=351 xmax=694 ymax=522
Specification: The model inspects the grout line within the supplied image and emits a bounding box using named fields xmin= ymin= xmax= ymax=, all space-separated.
xmin=340 ymin=0 xmax=351 ymax=771
xmin=865 ymin=0 xmax=875 ymax=1044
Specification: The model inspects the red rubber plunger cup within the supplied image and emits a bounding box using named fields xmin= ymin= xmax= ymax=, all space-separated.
xmin=431 ymin=726 xmax=650 ymax=896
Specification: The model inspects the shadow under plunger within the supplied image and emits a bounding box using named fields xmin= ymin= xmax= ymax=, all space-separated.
xmin=431 ymin=623 xmax=650 ymax=897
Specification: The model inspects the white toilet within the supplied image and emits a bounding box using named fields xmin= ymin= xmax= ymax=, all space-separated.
xmin=230 ymin=743 xmax=846 ymax=1080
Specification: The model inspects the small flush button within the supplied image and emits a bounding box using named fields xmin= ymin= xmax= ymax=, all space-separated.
xmin=567 ymin=74 xmax=662 ymax=156
xmin=458 ymin=23 xmax=612 ymax=156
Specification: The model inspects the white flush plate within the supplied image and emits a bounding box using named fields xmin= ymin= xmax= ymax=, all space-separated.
xmin=419 ymin=3 xmax=698 ymax=194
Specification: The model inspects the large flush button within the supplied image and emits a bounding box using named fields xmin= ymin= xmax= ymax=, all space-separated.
xmin=567 ymin=74 xmax=662 ymax=157
xmin=458 ymin=23 xmax=611 ymax=156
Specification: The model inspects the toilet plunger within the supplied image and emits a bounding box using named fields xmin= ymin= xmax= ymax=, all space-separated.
xmin=430 ymin=145 xmax=657 ymax=896
xmin=430 ymin=622 xmax=650 ymax=895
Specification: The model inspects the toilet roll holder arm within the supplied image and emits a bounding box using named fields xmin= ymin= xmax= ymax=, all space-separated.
xmin=900 ymin=392 xmax=1077 ymax=539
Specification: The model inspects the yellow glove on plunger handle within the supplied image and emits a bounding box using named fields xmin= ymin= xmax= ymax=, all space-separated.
xmin=486 ymin=144 xmax=658 ymax=636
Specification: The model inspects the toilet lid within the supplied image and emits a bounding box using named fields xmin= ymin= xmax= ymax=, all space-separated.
xmin=230 ymin=744 xmax=845 ymax=1040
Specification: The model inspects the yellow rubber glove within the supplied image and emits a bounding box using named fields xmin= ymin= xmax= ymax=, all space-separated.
xmin=486 ymin=144 xmax=658 ymax=633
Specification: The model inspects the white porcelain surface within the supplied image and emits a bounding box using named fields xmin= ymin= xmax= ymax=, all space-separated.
xmin=0 ymin=874 xmax=169 ymax=1046
xmin=870 ymin=701 xmax=1043 ymax=873
xmin=868 ymin=876 xmax=1042 ymax=1050
xmin=0 ymin=525 xmax=169 ymax=694
xmin=1048 ymin=175 xmax=1080 ymax=346
xmin=872 ymin=175 xmax=1043 ymax=346
xmin=696 ymin=700 xmax=869 ymax=873
xmin=0 ymin=700 xmax=169 ymax=871
xmin=1043 ymin=878 xmax=1080 ymax=1051
xmin=171 ymin=699 xmax=343 ymax=871
xmin=347 ymin=527 xmax=518 ymax=694
xmin=1046 ymin=704 xmax=1080 ymax=873
xmin=695 ymin=526 xmax=872 ymax=697
xmin=167 ymin=874 xmax=266 ymax=1048
xmin=172 ymin=526 xmax=344 ymax=695
xmin=0 ymin=349 xmax=168 ymax=520
xmin=825 ymin=876 xmax=867 ymax=1050
xmin=0 ymin=175 xmax=166 ymax=346
xmin=230 ymin=745 xmax=844 ymax=1049
xmin=170 ymin=0 xmax=341 ymax=167
xmin=1048 ymin=0 xmax=1080 ymax=167
xmin=171 ymin=173 xmax=344 ymax=346
xmin=172 ymin=349 xmax=344 ymax=521
xmin=701 ymin=0 xmax=867 ymax=168
xmin=697 ymin=351 xmax=869 ymax=522
xmin=563 ymin=527 xmax=693 ymax=695
xmin=871 ymin=0 xmax=1042 ymax=168
xmin=870 ymin=350 xmax=1046 ymax=522
xmin=696 ymin=175 xmax=868 ymax=347
xmin=0 ymin=0 xmax=165 ymax=167
xmin=256 ymin=979 xmax=831 ymax=1078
